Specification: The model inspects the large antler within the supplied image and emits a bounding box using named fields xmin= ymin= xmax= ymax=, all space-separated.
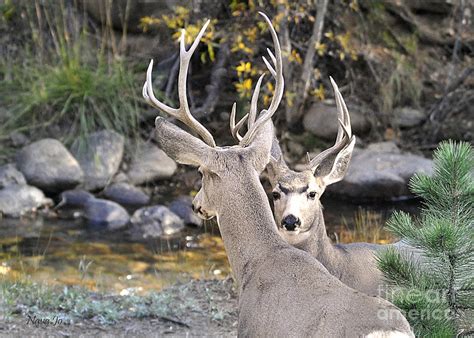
xmin=143 ymin=21 xmax=216 ymax=147
xmin=308 ymin=77 xmax=355 ymax=174
xmin=230 ymin=12 xmax=284 ymax=147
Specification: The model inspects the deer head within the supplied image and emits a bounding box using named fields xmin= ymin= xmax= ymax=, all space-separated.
xmin=143 ymin=12 xmax=283 ymax=222
xmin=266 ymin=79 xmax=355 ymax=243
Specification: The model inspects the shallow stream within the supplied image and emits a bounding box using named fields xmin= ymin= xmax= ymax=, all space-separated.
xmin=0 ymin=196 xmax=419 ymax=295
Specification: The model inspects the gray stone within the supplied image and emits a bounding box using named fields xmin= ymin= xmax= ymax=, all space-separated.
xmin=303 ymin=101 xmax=370 ymax=140
xmin=327 ymin=142 xmax=433 ymax=200
xmin=130 ymin=205 xmax=184 ymax=239
xmin=16 ymin=139 xmax=83 ymax=193
xmin=169 ymin=196 xmax=202 ymax=227
xmin=58 ymin=189 xmax=95 ymax=208
xmin=103 ymin=182 xmax=150 ymax=206
xmin=394 ymin=107 xmax=426 ymax=128
xmin=366 ymin=141 xmax=401 ymax=154
xmin=0 ymin=164 xmax=26 ymax=189
xmin=127 ymin=142 xmax=177 ymax=185
xmin=9 ymin=131 xmax=29 ymax=147
xmin=0 ymin=185 xmax=52 ymax=217
xmin=71 ymin=130 xmax=124 ymax=191
xmin=84 ymin=198 xmax=130 ymax=230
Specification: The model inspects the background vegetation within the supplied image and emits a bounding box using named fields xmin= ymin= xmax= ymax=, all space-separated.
xmin=1 ymin=0 xmax=472 ymax=163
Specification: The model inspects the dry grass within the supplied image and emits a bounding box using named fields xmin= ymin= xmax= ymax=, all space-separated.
xmin=335 ymin=208 xmax=395 ymax=244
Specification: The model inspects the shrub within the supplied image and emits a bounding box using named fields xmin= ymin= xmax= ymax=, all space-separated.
xmin=377 ymin=141 xmax=474 ymax=337
xmin=0 ymin=0 xmax=141 ymax=146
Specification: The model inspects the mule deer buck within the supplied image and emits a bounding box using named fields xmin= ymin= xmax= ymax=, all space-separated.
xmin=143 ymin=13 xmax=413 ymax=337
xmin=232 ymin=76 xmax=419 ymax=297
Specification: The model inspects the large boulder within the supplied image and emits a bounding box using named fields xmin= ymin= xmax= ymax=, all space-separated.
xmin=169 ymin=196 xmax=202 ymax=227
xmin=84 ymin=198 xmax=130 ymax=230
xmin=130 ymin=205 xmax=184 ymax=239
xmin=303 ymin=101 xmax=370 ymax=140
xmin=394 ymin=107 xmax=426 ymax=128
xmin=71 ymin=130 xmax=124 ymax=191
xmin=0 ymin=164 xmax=26 ymax=188
xmin=103 ymin=182 xmax=150 ymax=206
xmin=0 ymin=185 xmax=52 ymax=217
xmin=16 ymin=139 xmax=83 ymax=193
xmin=327 ymin=142 xmax=433 ymax=200
xmin=127 ymin=142 xmax=177 ymax=185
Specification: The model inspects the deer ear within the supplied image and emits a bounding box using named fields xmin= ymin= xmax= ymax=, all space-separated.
xmin=244 ymin=119 xmax=275 ymax=173
xmin=314 ymin=136 xmax=355 ymax=186
xmin=265 ymin=133 xmax=289 ymax=184
xmin=266 ymin=155 xmax=288 ymax=186
xmin=155 ymin=117 xmax=215 ymax=168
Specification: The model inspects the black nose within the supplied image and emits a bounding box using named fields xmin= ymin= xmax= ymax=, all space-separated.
xmin=191 ymin=204 xmax=196 ymax=212
xmin=281 ymin=215 xmax=301 ymax=231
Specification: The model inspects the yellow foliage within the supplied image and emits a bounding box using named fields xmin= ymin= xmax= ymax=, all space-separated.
xmin=289 ymin=49 xmax=302 ymax=64
xmin=315 ymin=42 xmax=327 ymax=56
xmin=350 ymin=0 xmax=360 ymax=12
xmin=336 ymin=32 xmax=358 ymax=61
xmin=324 ymin=31 xmax=335 ymax=40
xmin=139 ymin=16 xmax=161 ymax=32
xmin=244 ymin=27 xmax=258 ymax=43
xmin=231 ymin=35 xmax=254 ymax=55
xmin=235 ymin=78 xmax=253 ymax=98
xmin=236 ymin=61 xmax=256 ymax=76
xmin=311 ymin=84 xmax=325 ymax=101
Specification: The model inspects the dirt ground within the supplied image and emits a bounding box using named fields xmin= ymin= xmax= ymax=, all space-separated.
xmin=0 ymin=279 xmax=239 ymax=337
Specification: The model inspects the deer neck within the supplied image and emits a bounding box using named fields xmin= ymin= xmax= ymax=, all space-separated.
xmin=215 ymin=171 xmax=287 ymax=287
xmin=294 ymin=206 xmax=345 ymax=276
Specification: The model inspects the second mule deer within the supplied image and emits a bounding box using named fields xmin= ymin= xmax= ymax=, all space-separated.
xmin=144 ymin=13 xmax=413 ymax=336
xmin=238 ymin=78 xmax=419 ymax=297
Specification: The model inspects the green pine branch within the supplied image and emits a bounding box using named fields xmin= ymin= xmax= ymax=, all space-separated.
xmin=377 ymin=141 xmax=473 ymax=337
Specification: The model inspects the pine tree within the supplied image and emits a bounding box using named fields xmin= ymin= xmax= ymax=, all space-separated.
xmin=377 ymin=141 xmax=473 ymax=337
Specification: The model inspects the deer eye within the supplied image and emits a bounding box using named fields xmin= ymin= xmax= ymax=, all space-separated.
xmin=308 ymin=192 xmax=317 ymax=199
xmin=272 ymin=191 xmax=281 ymax=200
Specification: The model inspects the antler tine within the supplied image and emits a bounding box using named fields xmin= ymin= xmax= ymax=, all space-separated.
xmin=329 ymin=76 xmax=351 ymax=143
xmin=239 ymin=11 xmax=284 ymax=146
xmin=230 ymin=103 xmax=249 ymax=141
xmin=248 ymin=73 xmax=265 ymax=130
xmin=143 ymin=20 xmax=216 ymax=147
xmin=308 ymin=78 xmax=354 ymax=170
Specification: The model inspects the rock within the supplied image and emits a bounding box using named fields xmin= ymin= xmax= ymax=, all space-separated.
xmin=169 ymin=196 xmax=202 ymax=227
xmin=394 ymin=107 xmax=426 ymax=128
xmin=327 ymin=142 xmax=433 ymax=200
xmin=103 ymin=182 xmax=150 ymax=206
xmin=366 ymin=141 xmax=401 ymax=154
xmin=0 ymin=185 xmax=52 ymax=217
xmin=84 ymin=198 xmax=130 ymax=230
xmin=130 ymin=205 xmax=184 ymax=239
xmin=0 ymin=164 xmax=26 ymax=188
xmin=58 ymin=189 xmax=95 ymax=208
xmin=127 ymin=142 xmax=177 ymax=185
xmin=112 ymin=172 xmax=129 ymax=183
xmin=71 ymin=130 xmax=124 ymax=191
xmin=303 ymin=101 xmax=370 ymax=140
xmin=9 ymin=131 xmax=29 ymax=147
xmin=16 ymin=139 xmax=83 ymax=193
